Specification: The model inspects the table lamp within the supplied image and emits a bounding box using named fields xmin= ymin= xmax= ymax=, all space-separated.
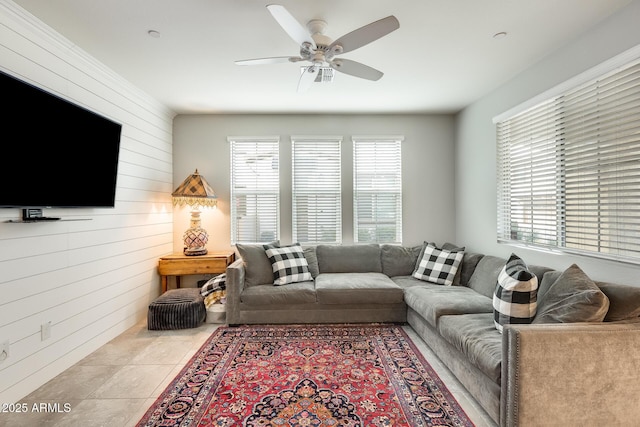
xmin=172 ymin=169 xmax=217 ymax=256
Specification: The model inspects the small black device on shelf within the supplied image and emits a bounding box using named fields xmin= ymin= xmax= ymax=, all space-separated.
xmin=22 ymin=208 xmax=60 ymax=222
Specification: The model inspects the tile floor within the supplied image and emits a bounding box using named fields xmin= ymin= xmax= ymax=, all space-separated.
xmin=0 ymin=320 xmax=497 ymax=427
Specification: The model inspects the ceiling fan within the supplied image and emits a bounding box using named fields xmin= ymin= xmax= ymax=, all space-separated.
xmin=235 ymin=4 xmax=400 ymax=91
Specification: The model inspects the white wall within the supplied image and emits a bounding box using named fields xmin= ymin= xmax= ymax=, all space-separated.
xmin=173 ymin=114 xmax=456 ymax=251
xmin=0 ymin=3 xmax=175 ymax=402
xmin=455 ymin=0 xmax=640 ymax=284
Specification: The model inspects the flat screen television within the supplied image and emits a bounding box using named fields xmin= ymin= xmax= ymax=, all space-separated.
xmin=0 ymin=70 xmax=122 ymax=210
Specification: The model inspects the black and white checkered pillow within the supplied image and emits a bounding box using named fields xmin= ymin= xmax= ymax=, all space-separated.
xmin=200 ymin=273 xmax=226 ymax=297
xmin=264 ymin=243 xmax=313 ymax=285
xmin=412 ymin=243 xmax=464 ymax=286
xmin=493 ymin=254 xmax=538 ymax=333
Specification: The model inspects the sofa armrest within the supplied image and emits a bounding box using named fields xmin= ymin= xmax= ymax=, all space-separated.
xmin=225 ymin=259 xmax=245 ymax=325
xmin=501 ymin=322 xmax=640 ymax=427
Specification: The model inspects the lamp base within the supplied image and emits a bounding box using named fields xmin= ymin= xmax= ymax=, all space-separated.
xmin=184 ymin=247 xmax=208 ymax=256
xmin=182 ymin=208 xmax=209 ymax=256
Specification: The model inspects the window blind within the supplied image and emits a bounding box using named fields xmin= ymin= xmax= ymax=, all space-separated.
xmin=292 ymin=136 xmax=342 ymax=245
xmin=353 ymin=136 xmax=403 ymax=244
xmin=229 ymin=137 xmax=279 ymax=244
xmin=497 ymin=57 xmax=640 ymax=262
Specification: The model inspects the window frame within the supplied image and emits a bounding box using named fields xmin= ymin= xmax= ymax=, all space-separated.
xmin=291 ymin=135 xmax=343 ymax=245
xmin=352 ymin=135 xmax=404 ymax=245
xmin=228 ymin=136 xmax=280 ymax=244
xmin=495 ymin=47 xmax=640 ymax=264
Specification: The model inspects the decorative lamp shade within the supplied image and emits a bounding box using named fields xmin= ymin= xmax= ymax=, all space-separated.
xmin=172 ymin=169 xmax=218 ymax=208
xmin=172 ymin=169 xmax=217 ymax=256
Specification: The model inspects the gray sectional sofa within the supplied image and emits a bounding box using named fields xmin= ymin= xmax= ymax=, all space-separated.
xmin=226 ymin=243 xmax=407 ymax=324
xmin=225 ymin=242 xmax=640 ymax=427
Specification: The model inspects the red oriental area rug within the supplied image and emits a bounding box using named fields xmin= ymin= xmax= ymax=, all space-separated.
xmin=136 ymin=324 xmax=475 ymax=427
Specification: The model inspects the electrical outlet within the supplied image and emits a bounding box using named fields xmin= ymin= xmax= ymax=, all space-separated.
xmin=41 ymin=322 xmax=51 ymax=341
xmin=0 ymin=340 xmax=9 ymax=362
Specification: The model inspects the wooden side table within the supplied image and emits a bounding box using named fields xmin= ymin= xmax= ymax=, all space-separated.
xmin=158 ymin=251 xmax=235 ymax=293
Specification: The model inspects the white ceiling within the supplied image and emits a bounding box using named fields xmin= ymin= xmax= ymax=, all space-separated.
xmin=13 ymin=0 xmax=633 ymax=115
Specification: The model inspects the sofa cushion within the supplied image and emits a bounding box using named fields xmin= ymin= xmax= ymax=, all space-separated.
xmin=236 ymin=241 xmax=279 ymax=287
xmin=438 ymin=313 xmax=503 ymax=384
xmin=438 ymin=247 xmax=484 ymax=287
xmin=240 ymin=281 xmax=317 ymax=305
xmin=467 ymin=255 xmax=550 ymax=299
xmin=403 ymin=285 xmax=494 ymax=328
xmin=315 ymin=272 xmax=403 ymax=304
xmin=533 ymin=264 xmax=609 ymax=324
xmin=493 ymin=254 xmax=538 ymax=333
xmin=264 ymin=243 xmax=313 ymax=285
xmin=380 ymin=244 xmax=422 ymax=277
xmin=316 ymin=244 xmax=382 ymax=273
xmin=596 ymin=281 xmax=640 ymax=322
xmin=413 ymin=243 xmax=464 ymax=286
xmin=467 ymin=255 xmax=507 ymax=299
xmin=391 ymin=275 xmax=434 ymax=290
xmin=459 ymin=252 xmax=485 ymax=287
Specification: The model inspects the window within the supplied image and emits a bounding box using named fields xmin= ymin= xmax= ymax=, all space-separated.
xmin=229 ymin=137 xmax=279 ymax=244
xmin=353 ymin=136 xmax=403 ymax=244
xmin=497 ymin=55 xmax=640 ymax=262
xmin=292 ymin=136 xmax=342 ymax=245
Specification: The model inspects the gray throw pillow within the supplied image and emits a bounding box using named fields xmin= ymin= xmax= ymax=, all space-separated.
xmin=235 ymin=241 xmax=279 ymax=287
xmin=303 ymin=246 xmax=320 ymax=279
xmin=533 ymin=264 xmax=609 ymax=324
xmin=380 ymin=244 xmax=422 ymax=277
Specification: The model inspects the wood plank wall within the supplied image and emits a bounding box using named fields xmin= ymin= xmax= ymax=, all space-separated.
xmin=0 ymin=2 xmax=175 ymax=402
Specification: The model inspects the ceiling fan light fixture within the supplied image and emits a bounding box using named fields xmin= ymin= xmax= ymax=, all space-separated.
xmin=300 ymin=66 xmax=334 ymax=83
xmin=319 ymin=67 xmax=335 ymax=83
xmin=331 ymin=44 xmax=343 ymax=55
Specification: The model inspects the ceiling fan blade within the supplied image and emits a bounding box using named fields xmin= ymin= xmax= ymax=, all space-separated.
xmin=297 ymin=66 xmax=317 ymax=93
xmin=329 ymin=15 xmax=399 ymax=54
xmin=266 ymin=4 xmax=316 ymax=49
xmin=330 ymin=59 xmax=384 ymax=81
xmin=235 ymin=56 xmax=302 ymax=66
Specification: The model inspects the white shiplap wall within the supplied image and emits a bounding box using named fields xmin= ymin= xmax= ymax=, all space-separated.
xmin=0 ymin=2 xmax=175 ymax=402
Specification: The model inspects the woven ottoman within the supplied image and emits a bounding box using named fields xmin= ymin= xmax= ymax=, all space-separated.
xmin=148 ymin=288 xmax=206 ymax=330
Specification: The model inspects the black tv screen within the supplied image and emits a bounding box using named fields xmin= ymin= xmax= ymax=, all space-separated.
xmin=0 ymin=70 xmax=122 ymax=208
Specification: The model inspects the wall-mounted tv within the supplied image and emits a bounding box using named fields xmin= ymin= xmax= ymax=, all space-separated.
xmin=0 ymin=70 xmax=122 ymax=209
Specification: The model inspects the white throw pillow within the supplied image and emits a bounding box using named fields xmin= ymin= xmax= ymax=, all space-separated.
xmin=493 ymin=253 xmax=538 ymax=333
xmin=264 ymin=243 xmax=313 ymax=285
xmin=412 ymin=243 xmax=464 ymax=286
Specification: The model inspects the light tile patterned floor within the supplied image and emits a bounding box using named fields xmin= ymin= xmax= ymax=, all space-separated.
xmin=0 ymin=320 xmax=497 ymax=427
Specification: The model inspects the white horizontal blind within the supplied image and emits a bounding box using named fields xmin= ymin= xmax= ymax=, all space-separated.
xmin=497 ymin=98 xmax=564 ymax=247
xmin=229 ymin=137 xmax=279 ymax=244
xmin=292 ymin=136 xmax=342 ymax=245
xmin=562 ymin=60 xmax=640 ymax=257
xmin=497 ymin=57 xmax=640 ymax=262
xmin=353 ymin=136 xmax=403 ymax=244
